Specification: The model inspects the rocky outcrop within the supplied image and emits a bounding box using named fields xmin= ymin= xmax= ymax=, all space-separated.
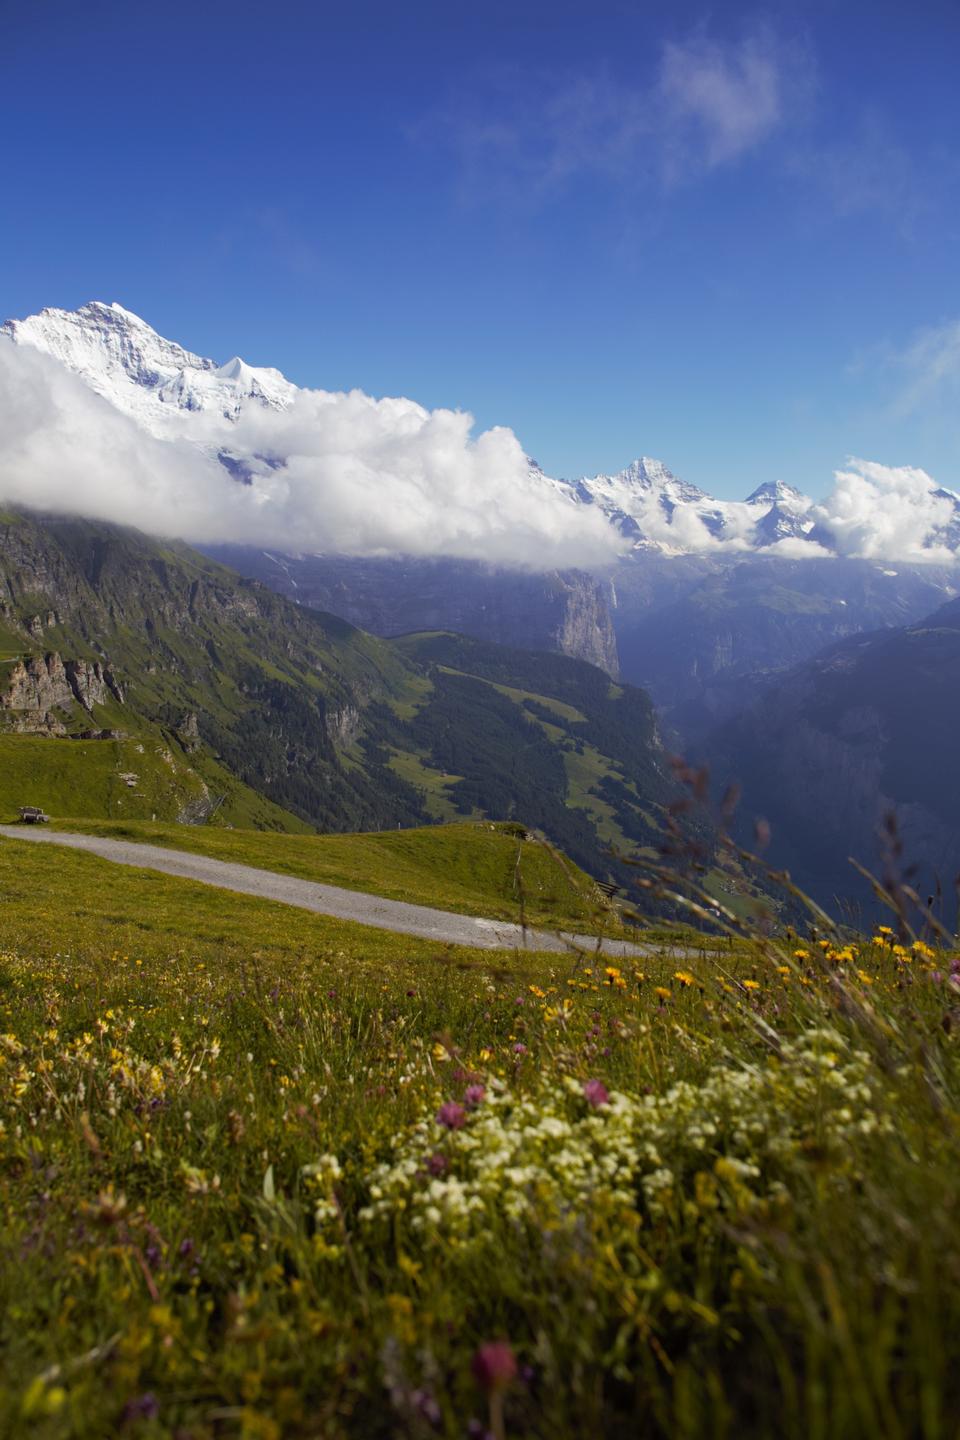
xmin=0 ymin=651 xmax=125 ymax=732
xmin=1 ymin=653 xmax=75 ymax=713
xmin=200 ymin=549 xmax=621 ymax=676
xmin=64 ymin=658 xmax=124 ymax=708
xmin=326 ymin=704 xmax=362 ymax=746
xmin=176 ymin=711 xmax=201 ymax=752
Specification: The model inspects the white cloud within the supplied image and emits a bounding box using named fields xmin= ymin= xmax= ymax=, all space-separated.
xmin=811 ymin=458 xmax=958 ymax=562
xmin=437 ymin=25 xmax=805 ymax=207
xmin=893 ymin=317 xmax=960 ymax=414
xmin=0 ymin=338 xmax=624 ymax=569
xmin=658 ymin=31 xmax=784 ymax=168
xmin=764 ymin=535 xmax=832 ymax=559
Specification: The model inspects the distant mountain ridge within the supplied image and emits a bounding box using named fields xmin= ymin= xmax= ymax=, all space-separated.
xmin=703 ymin=594 xmax=960 ymax=917
xmin=201 ymin=546 xmax=620 ymax=676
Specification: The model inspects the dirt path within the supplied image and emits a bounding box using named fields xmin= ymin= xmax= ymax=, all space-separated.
xmin=0 ymin=825 xmax=654 ymax=957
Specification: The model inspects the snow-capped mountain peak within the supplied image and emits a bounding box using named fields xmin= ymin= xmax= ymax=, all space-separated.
xmin=3 ymin=300 xmax=958 ymax=563
xmin=746 ymin=479 xmax=808 ymax=508
xmin=1 ymin=300 xmax=297 ymax=434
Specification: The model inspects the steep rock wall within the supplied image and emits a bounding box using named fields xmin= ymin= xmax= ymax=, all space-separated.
xmin=201 ymin=549 xmax=620 ymax=676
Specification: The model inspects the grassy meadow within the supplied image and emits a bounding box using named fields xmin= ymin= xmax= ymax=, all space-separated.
xmin=1 ymin=829 xmax=960 ymax=1438
xmin=49 ymin=821 xmax=617 ymax=934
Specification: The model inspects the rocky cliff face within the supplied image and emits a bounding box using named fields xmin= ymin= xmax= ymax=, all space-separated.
xmin=199 ymin=549 xmax=620 ymax=676
xmin=0 ymin=652 xmax=125 ymax=734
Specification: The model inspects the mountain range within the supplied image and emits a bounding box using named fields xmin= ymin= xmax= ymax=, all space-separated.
xmin=5 ymin=302 xmax=958 ymax=730
xmin=5 ymin=301 xmax=959 ymax=563
xmin=1 ymin=300 xmax=958 ymax=921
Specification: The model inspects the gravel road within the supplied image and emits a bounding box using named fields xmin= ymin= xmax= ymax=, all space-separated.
xmin=0 ymin=825 xmax=653 ymax=957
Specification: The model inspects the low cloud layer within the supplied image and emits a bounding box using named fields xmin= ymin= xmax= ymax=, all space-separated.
xmin=1 ymin=338 xmax=955 ymax=568
xmin=0 ymin=339 xmax=624 ymax=569
xmin=811 ymin=459 xmax=958 ymax=562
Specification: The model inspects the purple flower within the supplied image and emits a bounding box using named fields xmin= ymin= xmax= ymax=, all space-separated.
xmin=122 ymin=1393 xmax=160 ymax=1422
xmin=410 ymin=1389 xmax=442 ymax=1425
xmin=583 ymin=1079 xmax=610 ymax=1108
xmin=436 ymin=1101 xmax=467 ymax=1130
xmin=472 ymin=1341 xmax=518 ymax=1392
xmin=512 ymin=1042 xmax=528 ymax=1056
xmin=426 ymin=1152 xmax=449 ymax=1176
xmin=463 ymin=1084 xmax=486 ymax=1108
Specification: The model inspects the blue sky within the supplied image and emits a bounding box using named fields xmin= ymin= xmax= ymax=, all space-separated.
xmin=2 ymin=0 xmax=958 ymax=497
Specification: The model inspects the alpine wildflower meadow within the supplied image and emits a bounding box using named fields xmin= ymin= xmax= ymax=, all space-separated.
xmin=2 ymin=874 xmax=960 ymax=1440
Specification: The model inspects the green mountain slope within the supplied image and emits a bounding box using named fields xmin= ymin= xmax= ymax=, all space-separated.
xmin=388 ymin=632 xmax=679 ymax=884
xmin=0 ymin=510 xmax=748 ymax=900
xmin=0 ymin=510 xmax=428 ymax=832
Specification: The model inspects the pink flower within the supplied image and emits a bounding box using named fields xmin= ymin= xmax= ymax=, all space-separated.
xmin=426 ymin=1153 xmax=449 ymax=1176
xmin=582 ymin=1078 xmax=609 ymax=1108
xmin=436 ymin=1101 xmax=467 ymax=1130
xmin=472 ymin=1340 xmax=518 ymax=1392
xmin=464 ymin=1084 xmax=486 ymax=1108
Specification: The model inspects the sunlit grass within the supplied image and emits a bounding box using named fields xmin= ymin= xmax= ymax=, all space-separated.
xmin=46 ymin=819 xmax=615 ymax=932
xmin=1 ymin=839 xmax=959 ymax=1438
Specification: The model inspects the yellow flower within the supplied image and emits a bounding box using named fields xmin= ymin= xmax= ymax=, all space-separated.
xmin=544 ymin=999 xmax=574 ymax=1024
xmin=654 ymin=986 xmax=671 ymax=1001
xmin=742 ymin=979 xmax=761 ymax=992
xmin=673 ymin=971 xmax=696 ymax=988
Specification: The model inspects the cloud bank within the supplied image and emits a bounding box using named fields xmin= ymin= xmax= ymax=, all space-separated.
xmin=1 ymin=338 xmax=955 ymax=568
xmin=811 ymin=459 xmax=959 ymax=562
xmin=0 ymin=339 xmax=623 ymax=569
